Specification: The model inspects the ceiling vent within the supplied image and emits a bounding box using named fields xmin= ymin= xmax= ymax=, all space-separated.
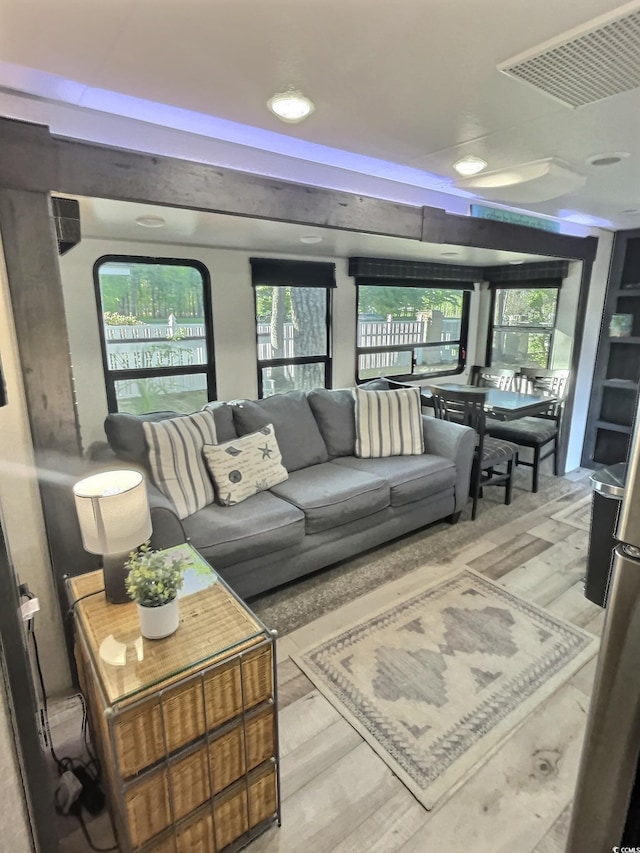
xmin=498 ymin=1 xmax=640 ymax=107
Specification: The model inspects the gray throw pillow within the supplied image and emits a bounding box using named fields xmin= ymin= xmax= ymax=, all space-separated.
xmin=231 ymin=391 xmax=329 ymax=472
xmin=307 ymin=388 xmax=356 ymax=458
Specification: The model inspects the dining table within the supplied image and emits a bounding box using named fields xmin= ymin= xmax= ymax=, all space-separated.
xmin=419 ymin=383 xmax=558 ymax=422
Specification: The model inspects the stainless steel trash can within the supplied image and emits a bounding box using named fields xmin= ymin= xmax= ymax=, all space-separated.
xmin=585 ymin=461 xmax=627 ymax=607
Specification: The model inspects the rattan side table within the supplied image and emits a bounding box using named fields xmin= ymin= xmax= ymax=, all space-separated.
xmin=67 ymin=544 xmax=281 ymax=853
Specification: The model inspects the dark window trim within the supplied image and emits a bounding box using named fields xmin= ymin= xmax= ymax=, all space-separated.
xmin=251 ymin=261 xmax=333 ymax=398
xmin=93 ymin=254 xmax=216 ymax=412
xmin=355 ymin=284 xmax=470 ymax=383
xmin=486 ymin=285 xmax=560 ymax=368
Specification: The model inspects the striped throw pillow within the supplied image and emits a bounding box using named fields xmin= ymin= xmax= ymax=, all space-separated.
xmin=143 ymin=410 xmax=218 ymax=519
xmin=354 ymin=387 xmax=424 ymax=458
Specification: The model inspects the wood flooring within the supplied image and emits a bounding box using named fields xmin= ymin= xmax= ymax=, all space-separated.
xmin=255 ymin=471 xmax=602 ymax=853
xmin=59 ymin=470 xmax=602 ymax=852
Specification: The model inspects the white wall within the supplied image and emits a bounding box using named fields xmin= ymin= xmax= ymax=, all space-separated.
xmin=0 ymin=665 xmax=32 ymax=853
xmin=0 ymin=237 xmax=70 ymax=695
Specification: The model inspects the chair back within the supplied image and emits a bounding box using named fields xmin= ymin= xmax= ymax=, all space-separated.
xmin=470 ymin=366 xmax=517 ymax=391
xmin=517 ymin=368 xmax=569 ymax=418
xmin=430 ymin=386 xmax=489 ymax=442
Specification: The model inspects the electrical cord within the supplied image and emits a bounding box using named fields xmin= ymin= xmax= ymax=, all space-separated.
xmin=73 ymin=807 xmax=118 ymax=853
xmin=20 ymin=587 xmax=117 ymax=852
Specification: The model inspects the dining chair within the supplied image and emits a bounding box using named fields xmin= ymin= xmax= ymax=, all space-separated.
xmin=430 ymin=386 xmax=519 ymax=521
xmin=485 ymin=367 xmax=569 ymax=493
xmin=469 ymin=365 xmax=518 ymax=390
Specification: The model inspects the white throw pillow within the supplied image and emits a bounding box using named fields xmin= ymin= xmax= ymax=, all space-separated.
xmin=143 ymin=410 xmax=218 ymax=519
xmin=202 ymin=424 xmax=288 ymax=506
xmin=354 ymin=387 xmax=424 ymax=458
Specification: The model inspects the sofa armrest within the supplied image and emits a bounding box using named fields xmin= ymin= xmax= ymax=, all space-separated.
xmin=147 ymin=482 xmax=189 ymax=550
xmin=421 ymin=415 xmax=475 ymax=513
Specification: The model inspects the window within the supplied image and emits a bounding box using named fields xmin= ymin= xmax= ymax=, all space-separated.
xmin=356 ymin=283 xmax=470 ymax=381
xmin=251 ymin=259 xmax=334 ymax=397
xmin=95 ymin=256 xmax=215 ymax=414
xmin=489 ymin=286 xmax=559 ymax=368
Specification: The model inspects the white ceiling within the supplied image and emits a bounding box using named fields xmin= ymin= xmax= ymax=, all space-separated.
xmin=2 ymin=0 xmax=640 ymax=229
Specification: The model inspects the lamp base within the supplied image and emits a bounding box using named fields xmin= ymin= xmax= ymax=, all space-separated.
xmin=102 ymin=553 xmax=131 ymax=604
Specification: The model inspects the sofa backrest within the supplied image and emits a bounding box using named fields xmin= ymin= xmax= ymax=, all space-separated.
xmin=105 ymin=402 xmax=237 ymax=471
xmin=230 ymin=390 xmax=329 ymax=472
xmin=306 ymin=388 xmax=356 ymax=458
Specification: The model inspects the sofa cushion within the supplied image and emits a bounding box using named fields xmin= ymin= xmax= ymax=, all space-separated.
xmin=182 ymin=491 xmax=305 ymax=565
xmin=332 ymin=454 xmax=456 ymax=507
xmin=354 ymin=387 xmax=424 ymax=458
xmin=231 ymin=391 xmax=329 ymax=472
xmin=105 ymin=411 xmax=180 ymax=468
xmin=105 ymin=404 xmax=237 ymax=470
xmin=202 ymin=424 xmax=288 ymax=506
xmin=307 ymin=388 xmax=356 ymax=457
xmin=143 ymin=410 xmax=219 ymax=519
xmin=269 ymin=462 xmax=389 ymax=534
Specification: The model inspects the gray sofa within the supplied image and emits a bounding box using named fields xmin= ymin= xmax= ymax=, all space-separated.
xmin=104 ymin=388 xmax=475 ymax=599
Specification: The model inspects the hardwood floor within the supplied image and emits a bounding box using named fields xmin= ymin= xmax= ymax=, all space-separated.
xmin=253 ymin=472 xmax=602 ymax=853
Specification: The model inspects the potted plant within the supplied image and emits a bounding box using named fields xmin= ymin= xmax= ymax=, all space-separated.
xmin=124 ymin=543 xmax=190 ymax=639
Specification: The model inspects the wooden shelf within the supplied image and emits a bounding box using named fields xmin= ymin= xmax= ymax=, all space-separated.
xmin=595 ymin=420 xmax=632 ymax=434
xmin=583 ymin=231 xmax=640 ymax=467
xmin=602 ymin=379 xmax=639 ymax=389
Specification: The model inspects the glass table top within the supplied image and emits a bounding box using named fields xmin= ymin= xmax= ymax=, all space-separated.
xmin=68 ymin=544 xmax=269 ymax=706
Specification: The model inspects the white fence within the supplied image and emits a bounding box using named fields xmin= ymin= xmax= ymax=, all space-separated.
xmin=105 ymin=324 xmax=206 ymax=371
xmin=106 ymin=318 xmax=460 ymax=382
xmin=105 ymin=323 xmax=205 ymax=340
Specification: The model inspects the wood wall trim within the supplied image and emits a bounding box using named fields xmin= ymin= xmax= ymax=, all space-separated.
xmin=421 ymin=207 xmax=598 ymax=262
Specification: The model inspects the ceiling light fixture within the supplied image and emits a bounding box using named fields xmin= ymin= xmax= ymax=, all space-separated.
xmin=453 ymin=158 xmax=585 ymax=203
xmin=267 ymin=89 xmax=315 ymax=123
xmin=299 ymin=235 xmax=323 ymax=244
xmin=586 ymin=151 xmax=629 ymax=167
xmin=453 ymin=156 xmax=488 ymax=177
xmin=136 ymin=215 xmax=166 ymax=228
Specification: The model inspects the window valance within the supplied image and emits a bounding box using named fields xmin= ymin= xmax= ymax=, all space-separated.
xmin=250 ymin=258 xmax=336 ymax=288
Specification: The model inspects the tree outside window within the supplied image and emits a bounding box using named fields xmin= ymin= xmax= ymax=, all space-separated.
xmin=356 ymin=283 xmax=469 ymax=381
xmin=490 ymin=287 xmax=559 ymax=368
xmin=252 ymin=259 xmax=333 ymax=397
xmin=95 ymin=257 xmax=215 ymax=413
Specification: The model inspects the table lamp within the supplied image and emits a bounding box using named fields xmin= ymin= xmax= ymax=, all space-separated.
xmin=73 ymin=470 xmax=152 ymax=604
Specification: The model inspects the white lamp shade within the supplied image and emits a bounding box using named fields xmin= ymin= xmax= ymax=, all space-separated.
xmin=73 ymin=470 xmax=152 ymax=556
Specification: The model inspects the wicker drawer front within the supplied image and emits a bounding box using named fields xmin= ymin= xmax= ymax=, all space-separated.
xmin=144 ymin=762 xmax=277 ymax=853
xmin=125 ymin=706 xmax=275 ymax=848
xmin=114 ymin=645 xmax=273 ymax=779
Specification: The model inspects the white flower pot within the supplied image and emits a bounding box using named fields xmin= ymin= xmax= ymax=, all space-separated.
xmin=137 ymin=597 xmax=180 ymax=640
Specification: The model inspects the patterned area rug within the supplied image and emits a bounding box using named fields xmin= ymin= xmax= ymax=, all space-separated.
xmin=550 ymin=494 xmax=592 ymax=531
xmin=292 ymin=568 xmax=598 ymax=810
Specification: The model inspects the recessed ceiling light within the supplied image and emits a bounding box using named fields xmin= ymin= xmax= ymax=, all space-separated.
xmin=509 ymin=260 xmax=526 ymax=265
xmin=453 ymin=156 xmax=488 ymax=177
xmin=441 ymin=251 xmax=460 ymax=257
xmin=136 ymin=215 xmax=166 ymax=228
xmin=299 ymin=235 xmax=323 ymax=244
xmin=586 ymin=152 xmax=630 ymax=167
xmin=267 ymin=89 xmax=315 ymax=123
